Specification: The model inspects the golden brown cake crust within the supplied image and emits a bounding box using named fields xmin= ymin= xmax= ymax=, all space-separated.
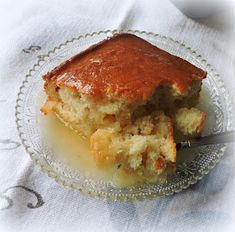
xmin=43 ymin=33 xmax=207 ymax=103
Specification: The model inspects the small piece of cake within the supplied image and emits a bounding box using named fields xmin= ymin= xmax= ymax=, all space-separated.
xmin=174 ymin=107 xmax=206 ymax=137
xmin=90 ymin=112 xmax=176 ymax=175
xmin=41 ymin=33 xmax=207 ymax=183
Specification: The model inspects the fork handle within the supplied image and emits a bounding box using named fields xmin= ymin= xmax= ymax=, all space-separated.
xmin=176 ymin=131 xmax=235 ymax=150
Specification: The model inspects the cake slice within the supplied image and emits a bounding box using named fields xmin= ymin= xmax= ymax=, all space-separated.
xmin=41 ymin=33 xmax=207 ymax=182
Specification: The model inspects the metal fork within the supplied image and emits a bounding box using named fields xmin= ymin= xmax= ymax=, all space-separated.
xmin=176 ymin=131 xmax=235 ymax=150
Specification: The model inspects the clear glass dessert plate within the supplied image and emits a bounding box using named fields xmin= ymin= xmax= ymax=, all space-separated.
xmin=15 ymin=30 xmax=234 ymax=200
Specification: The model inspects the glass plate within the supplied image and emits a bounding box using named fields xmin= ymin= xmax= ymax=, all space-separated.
xmin=15 ymin=30 xmax=234 ymax=200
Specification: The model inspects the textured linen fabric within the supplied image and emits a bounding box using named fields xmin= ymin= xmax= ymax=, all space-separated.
xmin=0 ymin=0 xmax=235 ymax=231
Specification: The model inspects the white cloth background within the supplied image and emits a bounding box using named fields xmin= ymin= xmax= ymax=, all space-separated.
xmin=0 ymin=0 xmax=235 ymax=231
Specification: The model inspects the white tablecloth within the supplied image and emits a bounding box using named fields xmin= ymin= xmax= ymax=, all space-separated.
xmin=0 ymin=0 xmax=235 ymax=231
